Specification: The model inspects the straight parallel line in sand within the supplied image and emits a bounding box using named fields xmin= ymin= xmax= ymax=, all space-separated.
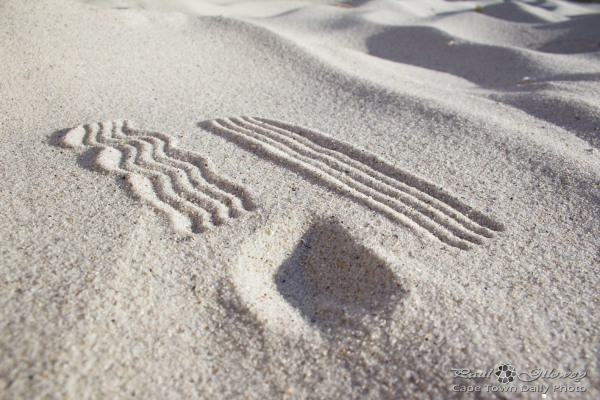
xmin=207 ymin=116 xmax=504 ymax=249
xmin=209 ymin=118 xmax=478 ymax=250
xmin=232 ymin=116 xmax=492 ymax=241
xmin=254 ymin=117 xmax=503 ymax=232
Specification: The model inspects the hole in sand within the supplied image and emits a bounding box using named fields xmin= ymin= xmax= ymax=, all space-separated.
xmin=231 ymin=217 xmax=407 ymax=337
xmin=275 ymin=220 xmax=406 ymax=332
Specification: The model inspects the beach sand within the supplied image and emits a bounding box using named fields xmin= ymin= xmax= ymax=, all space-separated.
xmin=1 ymin=0 xmax=599 ymax=398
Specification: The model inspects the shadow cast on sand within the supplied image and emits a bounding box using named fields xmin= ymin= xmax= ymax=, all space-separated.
xmin=364 ymin=21 xmax=600 ymax=149
xmin=48 ymin=128 xmax=71 ymax=147
xmin=229 ymin=216 xmax=409 ymax=339
xmin=365 ymin=25 xmax=538 ymax=89
xmin=274 ymin=219 xmax=407 ymax=334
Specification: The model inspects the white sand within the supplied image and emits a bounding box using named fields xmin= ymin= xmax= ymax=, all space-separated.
xmin=1 ymin=0 xmax=599 ymax=398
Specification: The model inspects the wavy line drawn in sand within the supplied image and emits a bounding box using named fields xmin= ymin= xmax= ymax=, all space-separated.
xmin=55 ymin=121 xmax=256 ymax=234
xmin=204 ymin=116 xmax=504 ymax=249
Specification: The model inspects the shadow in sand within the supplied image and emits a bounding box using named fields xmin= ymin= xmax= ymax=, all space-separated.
xmin=532 ymin=14 xmax=600 ymax=54
xmin=365 ymin=25 xmax=541 ymax=89
xmin=274 ymin=219 xmax=407 ymax=334
xmin=364 ymin=21 xmax=600 ymax=148
xmin=47 ymin=128 xmax=71 ymax=147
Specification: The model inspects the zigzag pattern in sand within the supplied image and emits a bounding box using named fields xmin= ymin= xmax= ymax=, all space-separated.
xmin=58 ymin=121 xmax=256 ymax=234
xmin=206 ymin=116 xmax=504 ymax=249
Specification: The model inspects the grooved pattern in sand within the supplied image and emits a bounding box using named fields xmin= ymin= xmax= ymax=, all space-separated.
xmin=57 ymin=121 xmax=256 ymax=234
xmin=207 ymin=116 xmax=503 ymax=249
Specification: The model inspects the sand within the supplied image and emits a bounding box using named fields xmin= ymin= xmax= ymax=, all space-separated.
xmin=1 ymin=0 xmax=599 ymax=398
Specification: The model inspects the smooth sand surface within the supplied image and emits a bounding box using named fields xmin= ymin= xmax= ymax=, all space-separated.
xmin=1 ymin=0 xmax=599 ymax=398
